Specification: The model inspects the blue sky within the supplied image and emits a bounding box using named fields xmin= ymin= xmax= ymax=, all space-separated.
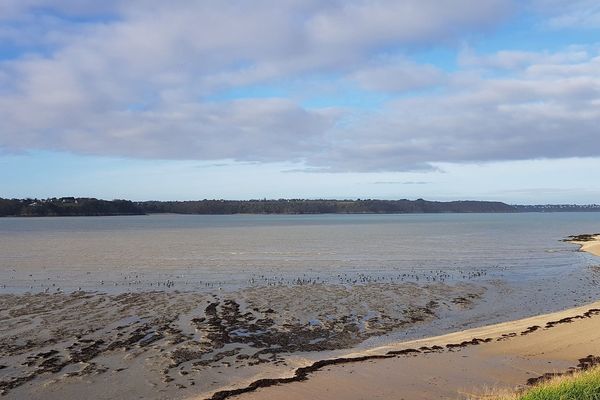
xmin=1 ymin=1 xmax=600 ymax=203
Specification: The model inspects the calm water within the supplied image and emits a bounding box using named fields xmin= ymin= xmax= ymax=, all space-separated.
xmin=1 ymin=213 xmax=599 ymax=294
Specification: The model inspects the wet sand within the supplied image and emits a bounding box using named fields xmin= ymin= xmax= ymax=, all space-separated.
xmin=207 ymin=236 xmax=600 ymax=400
xmin=0 ymin=282 xmax=484 ymax=399
xmin=231 ymin=301 xmax=600 ymax=400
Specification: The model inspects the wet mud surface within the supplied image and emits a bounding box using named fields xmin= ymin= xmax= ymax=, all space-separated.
xmin=0 ymin=282 xmax=483 ymax=399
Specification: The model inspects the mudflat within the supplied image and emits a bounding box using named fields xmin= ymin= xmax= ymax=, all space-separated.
xmin=0 ymin=282 xmax=484 ymax=399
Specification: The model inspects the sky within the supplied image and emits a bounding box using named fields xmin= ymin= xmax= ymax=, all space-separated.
xmin=1 ymin=1 xmax=600 ymax=204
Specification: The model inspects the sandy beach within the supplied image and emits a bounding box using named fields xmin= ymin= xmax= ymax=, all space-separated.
xmin=202 ymin=235 xmax=600 ymax=400
xmin=570 ymin=234 xmax=600 ymax=257
xmin=230 ymin=300 xmax=600 ymax=400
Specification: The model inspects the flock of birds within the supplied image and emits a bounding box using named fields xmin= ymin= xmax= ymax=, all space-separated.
xmin=244 ymin=268 xmax=491 ymax=287
xmin=1 ymin=267 xmax=498 ymax=293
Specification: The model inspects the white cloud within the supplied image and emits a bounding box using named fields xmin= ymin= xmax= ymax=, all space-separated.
xmin=0 ymin=0 xmax=514 ymax=165
xmin=0 ymin=0 xmax=123 ymax=18
xmin=1 ymin=1 xmax=600 ymax=173
xmin=533 ymin=0 xmax=600 ymax=29
xmin=350 ymin=58 xmax=444 ymax=92
xmin=310 ymin=47 xmax=600 ymax=171
xmin=458 ymin=46 xmax=591 ymax=70
xmin=305 ymin=0 xmax=511 ymax=50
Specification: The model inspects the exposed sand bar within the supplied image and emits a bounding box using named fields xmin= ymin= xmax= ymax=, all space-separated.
xmin=570 ymin=234 xmax=600 ymax=257
xmin=228 ymin=301 xmax=600 ymax=400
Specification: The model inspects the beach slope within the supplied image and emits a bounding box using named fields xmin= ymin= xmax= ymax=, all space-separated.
xmin=230 ymin=301 xmax=600 ymax=400
xmin=216 ymin=237 xmax=600 ymax=400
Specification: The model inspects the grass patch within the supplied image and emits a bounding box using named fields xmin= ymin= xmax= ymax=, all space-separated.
xmin=488 ymin=366 xmax=600 ymax=400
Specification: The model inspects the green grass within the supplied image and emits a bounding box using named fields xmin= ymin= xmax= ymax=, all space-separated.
xmin=494 ymin=366 xmax=600 ymax=400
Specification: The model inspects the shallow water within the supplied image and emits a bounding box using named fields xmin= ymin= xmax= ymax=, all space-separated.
xmin=1 ymin=213 xmax=599 ymax=293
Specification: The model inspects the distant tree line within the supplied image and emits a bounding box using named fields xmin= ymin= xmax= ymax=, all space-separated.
xmin=1 ymin=197 xmax=599 ymax=217
xmin=0 ymin=197 xmax=144 ymax=217
xmin=139 ymin=199 xmax=517 ymax=214
xmin=0 ymin=197 xmax=518 ymax=216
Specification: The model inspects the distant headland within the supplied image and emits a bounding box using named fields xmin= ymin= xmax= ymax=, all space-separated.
xmin=1 ymin=197 xmax=600 ymax=217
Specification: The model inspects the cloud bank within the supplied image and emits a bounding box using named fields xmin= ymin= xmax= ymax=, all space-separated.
xmin=1 ymin=0 xmax=599 ymax=171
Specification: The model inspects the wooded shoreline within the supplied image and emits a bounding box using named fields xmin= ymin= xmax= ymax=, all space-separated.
xmin=1 ymin=197 xmax=599 ymax=217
